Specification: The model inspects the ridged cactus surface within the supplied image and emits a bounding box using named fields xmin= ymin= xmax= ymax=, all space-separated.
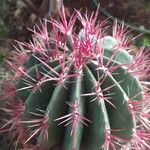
xmin=1 ymin=9 xmax=150 ymax=150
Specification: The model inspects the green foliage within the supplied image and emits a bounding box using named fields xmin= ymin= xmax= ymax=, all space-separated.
xmin=0 ymin=25 xmax=9 ymax=40
xmin=0 ymin=53 xmax=4 ymax=63
xmin=143 ymin=36 xmax=150 ymax=47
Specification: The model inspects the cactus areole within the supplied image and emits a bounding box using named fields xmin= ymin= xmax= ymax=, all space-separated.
xmin=2 ymin=8 xmax=150 ymax=150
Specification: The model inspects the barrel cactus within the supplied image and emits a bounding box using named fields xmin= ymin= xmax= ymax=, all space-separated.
xmin=1 ymin=8 xmax=150 ymax=150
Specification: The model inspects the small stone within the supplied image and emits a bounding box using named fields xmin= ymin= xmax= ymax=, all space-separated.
xmin=30 ymin=13 xmax=38 ymax=23
xmin=17 ymin=0 xmax=27 ymax=8
xmin=14 ymin=9 xmax=22 ymax=18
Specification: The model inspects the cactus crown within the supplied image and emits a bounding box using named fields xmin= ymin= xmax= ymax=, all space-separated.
xmin=1 ymin=8 xmax=150 ymax=150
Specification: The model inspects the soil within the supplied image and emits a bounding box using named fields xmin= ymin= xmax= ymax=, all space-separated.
xmin=0 ymin=0 xmax=39 ymax=57
xmin=95 ymin=0 xmax=150 ymax=29
xmin=64 ymin=0 xmax=94 ymax=12
xmin=3 ymin=0 xmax=34 ymax=42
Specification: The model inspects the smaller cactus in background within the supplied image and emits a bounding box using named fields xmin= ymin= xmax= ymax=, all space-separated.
xmin=0 ymin=7 xmax=150 ymax=150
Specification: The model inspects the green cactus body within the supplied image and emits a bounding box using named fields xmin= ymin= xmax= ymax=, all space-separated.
xmin=1 ymin=9 xmax=150 ymax=150
xmin=17 ymin=33 xmax=141 ymax=149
